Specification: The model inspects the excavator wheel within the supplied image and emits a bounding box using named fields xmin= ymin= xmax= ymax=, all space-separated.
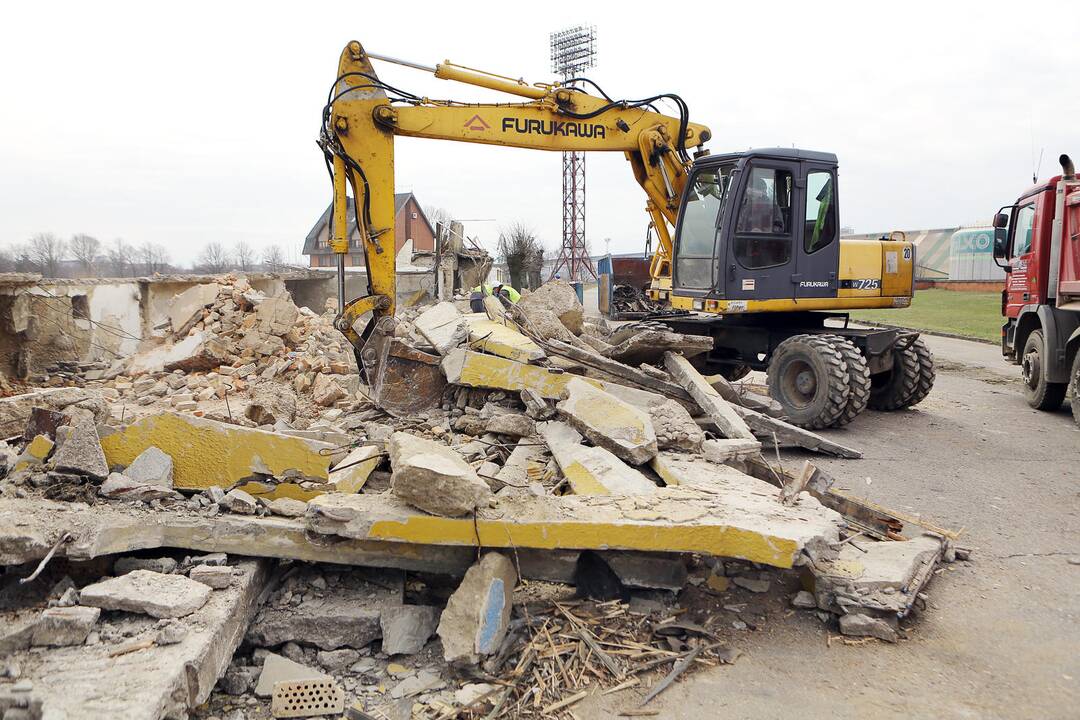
xmin=819 ymin=335 xmax=871 ymax=427
xmin=1070 ymin=350 xmax=1080 ymax=427
xmin=718 ymin=364 xmax=752 ymax=382
xmin=767 ymin=334 xmax=850 ymax=429
xmin=901 ymin=337 xmax=936 ymax=408
xmin=1021 ymin=329 xmax=1066 ymax=411
xmin=868 ymin=339 xmax=920 ymax=411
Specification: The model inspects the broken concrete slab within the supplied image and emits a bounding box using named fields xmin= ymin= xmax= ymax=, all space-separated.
xmin=100 ymin=472 xmax=182 ymax=501
xmin=157 ymin=331 xmax=232 ymax=374
xmin=51 ymin=416 xmax=108 ymax=480
xmin=521 ymin=388 xmax=555 ymax=420
xmin=169 ymin=282 xmax=221 ymax=332
xmin=254 ymin=653 xmax=329 ymax=697
xmin=442 ymin=348 xmax=579 ymax=400
xmin=602 ymin=329 xmax=713 ymax=366
xmin=664 ymin=352 xmax=755 ymax=441
xmin=30 ymin=606 xmax=100 ymax=647
xmin=518 ymin=279 xmax=584 ymax=334
xmin=123 ymin=446 xmax=174 ymax=487
xmin=245 ymin=383 xmax=298 ymax=426
xmin=13 ymin=434 xmax=54 ymax=472
xmin=839 ymin=612 xmax=899 ymax=642
xmin=221 ymin=488 xmax=258 ymax=514
xmin=605 ymin=552 xmax=687 ymax=591
xmin=15 ymin=560 xmax=270 ymax=719
xmin=308 ymin=471 xmax=844 ymax=570
xmin=246 ymin=568 xmax=403 ymax=650
xmin=100 ymin=412 xmax=334 ymax=495
xmin=255 ymin=295 xmax=300 ymax=336
xmin=330 ymin=444 xmax=381 ymax=494
xmin=389 ymin=432 xmax=492 ymax=517
xmin=380 ymin=605 xmax=440 ymax=655
xmin=115 ymin=556 xmax=178 ymax=575
xmin=538 ymin=421 xmax=657 ymax=496
xmin=189 ymin=564 xmax=233 ymax=589
xmin=701 ymin=438 xmax=762 ymax=465
xmin=557 ymin=377 xmax=658 ymax=465
xmin=0 ymin=387 xmax=92 ymax=438
xmin=267 ymin=497 xmax=308 ymax=518
xmin=415 ymin=301 xmax=469 ymax=355
xmin=437 ymin=553 xmax=517 ymax=664
xmin=484 ymin=412 xmax=535 ymax=438
xmin=494 ymin=437 xmax=547 ymax=491
xmin=731 ymin=404 xmax=863 ymax=459
xmin=464 ymin=315 xmax=546 ymax=363
xmin=80 ymin=569 xmax=212 ymax=618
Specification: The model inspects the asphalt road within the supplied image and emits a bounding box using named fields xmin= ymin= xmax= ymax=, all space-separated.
xmin=581 ymin=333 xmax=1080 ymax=720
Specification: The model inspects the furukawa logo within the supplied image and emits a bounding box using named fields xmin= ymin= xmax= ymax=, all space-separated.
xmin=501 ymin=118 xmax=606 ymax=138
xmin=463 ymin=114 xmax=490 ymax=131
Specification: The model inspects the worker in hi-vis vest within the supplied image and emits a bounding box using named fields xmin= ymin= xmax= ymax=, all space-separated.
xmin=469 ymin=283 xmax=520 ymax=312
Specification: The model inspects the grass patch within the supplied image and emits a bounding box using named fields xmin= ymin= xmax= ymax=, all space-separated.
xmin=848 ymin=289 xmax=1002 ymax=342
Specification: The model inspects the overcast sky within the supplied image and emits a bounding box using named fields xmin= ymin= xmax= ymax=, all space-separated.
xmin=1 ymin=1 xmax=1077 ymax=266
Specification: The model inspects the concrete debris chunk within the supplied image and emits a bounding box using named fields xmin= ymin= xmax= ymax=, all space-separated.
xmin=79 ymin=569 xmax=212 ymax=618
xmin=838 ymin=612 xmax=899 ymax=642
xmin=255 ymin=295 xmax=299 ymax=335
xmin=380 ymin=605 xmax=440 ymax=655
xmin=14 ymin=434 xmax=54 ymax=472
xmin=50 ymin=416 xmax=108 ymax=480
xmin=114 ymin=556 xmax=178 ymax=575
xmin=189 ymin=564 xmax=234 ymax=589
xmin=390 ymin=669 xmax=445 ymax=699
xmin=732 ymin=575 xmax=771 ymax=593
xmin=312 ymin=374 xmax=347 ymax=407
xmin=701 ymin=438 xmax=762 ymax=464
xmin=221 ymin=488 xmax=258 ymax=514
xmin=792 ymin=590 xmax=817 ymax=609
xmin=0 ymin=387 xmax=92 ymax=438
xmin=389 ymin=432 xmax=492 ymax=517
xmin=329 ymin=445 xmax=381 ymax=493
xmin=556 ymin=377 xmax=658 ymax=465
xmin=254 ymin=653 xmax=328 ymax=698
xmin=415 ymin=301 xmax=469 ymax=355
xmin=246 ymin=384 xmax=298 ymax=426
xmin=437 ymin=553 xmax=517 ymax=665
xmin=517 ymin=279 xmax=584 ymax=334
xmin=464 ymin=316 xmax=545 ymax=363
xmin=154 ymin=618 xmax=189 ymax=645
xmin=484 ymin=412 xmax=535 ymax=438
xmin=605 ymin=552 xmax=688 ymax=591
xmin=169 ymin=282 xmax=221 ymax=332
xmin=602 ymin=328 xmax=713 ymax=366
xmin=538 ymin=421 xmax=657 ymax=495
xmin=267 ymin=497 xmax=308 ymax=518
xmin=164 ymin=331 xmax=232 ymax=373
xmin=122 ymin=446 xmax=174 ymax=487
xmin=0 ymin=618 xmax=37 ymax=655
xmin=30 ymin=606 xmax=100 ymax=647
xmin=648 ymin=399 xmax=705 ymax=453
xmin=520 ymin=388 xmax=555 ymax=420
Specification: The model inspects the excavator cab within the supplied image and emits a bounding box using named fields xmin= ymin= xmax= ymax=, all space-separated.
xmin=671 ymin=148 xmax=841 ymax=304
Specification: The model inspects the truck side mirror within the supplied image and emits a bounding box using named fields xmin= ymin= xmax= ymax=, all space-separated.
xmin=992 ymin=211 xmax=1009 ymax=260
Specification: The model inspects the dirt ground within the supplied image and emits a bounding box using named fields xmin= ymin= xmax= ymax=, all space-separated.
xmin=579 ymin=332 xmax=1080 ymax=720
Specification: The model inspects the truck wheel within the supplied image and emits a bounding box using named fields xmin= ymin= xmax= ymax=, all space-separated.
xmin=1070 ymin=351 xmax=1080 ymax=427
xmin=819 ymin=335 xmax=871 ymax=426
xmin=718 ymin=364 xmax=752 ymax=381
xmin=767 ymin=335 xmax=850 ymax=429
xmin=1021 ymin=329 xmax=1066 ymax=410
xmin=868 ymin=342 xmax=920 ymax=411
xmin=899 ymin=337 xmax=935 ymax=408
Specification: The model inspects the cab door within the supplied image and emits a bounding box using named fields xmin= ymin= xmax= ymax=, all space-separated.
xmin=724 ymin=161 xmax=798 ymax=300
xmin=672 ymin=164 xmax=735 ymax=298
xmin=794 ymin=163 xmax=840 ymax=298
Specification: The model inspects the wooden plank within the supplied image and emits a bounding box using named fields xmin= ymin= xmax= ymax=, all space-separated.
xmin=663 ymin=352 xmax=755 ymax=441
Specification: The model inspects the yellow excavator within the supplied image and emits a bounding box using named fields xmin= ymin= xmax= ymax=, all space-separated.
xmin=321 ymin=40 xmax=934 ymax=428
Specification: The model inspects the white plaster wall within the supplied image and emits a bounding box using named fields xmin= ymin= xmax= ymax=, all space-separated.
xmin=86 ymin=283 xmax=143 ymax=359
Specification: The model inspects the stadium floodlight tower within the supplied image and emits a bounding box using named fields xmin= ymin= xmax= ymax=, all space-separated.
xmin=549 ymin=24 xmax=597 ymax=282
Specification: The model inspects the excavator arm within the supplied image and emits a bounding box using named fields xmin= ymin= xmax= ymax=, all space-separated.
xmin=319 ymin=40 xmax=710 ymax=412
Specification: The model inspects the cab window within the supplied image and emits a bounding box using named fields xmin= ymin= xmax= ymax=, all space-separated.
xmin=804 ymin=171 xmax=837 ymax=253
xmin=1011 ymin=204 xmax=1035 ymax=256
xmin=675 ymin=165 xmax=733 ymax=289
xmin=734 ymin=166 xmax=793 ymax=269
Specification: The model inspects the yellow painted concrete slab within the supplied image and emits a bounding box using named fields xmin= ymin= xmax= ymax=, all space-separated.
xmin=330 ymin=445 xmax=382 ymax=494
xmin=15 ymin=434 xmax=55 ymax=472
xmin=441 ymin=349 xmax=578 ymax=399
xmin=101 ymin=412 xmax=335 ymax=495
xmin=537 ymin=421 xmax=657 ymax=496
xmin=464 ymin=315 xmax=545 ymax=364
xmin=307 ymin=481 xmax=844 ymax=570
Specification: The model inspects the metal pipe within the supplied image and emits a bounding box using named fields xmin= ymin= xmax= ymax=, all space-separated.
xmin=365 ymin=52 xmax=438 ymax=74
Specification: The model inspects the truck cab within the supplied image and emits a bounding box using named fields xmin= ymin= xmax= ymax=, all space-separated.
xmin=993 ymin=154 xmax=1080 ymax=418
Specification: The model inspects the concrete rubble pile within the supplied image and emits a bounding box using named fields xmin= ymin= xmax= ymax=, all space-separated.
xmin=0 ymin=278 xmax=964 ymax=719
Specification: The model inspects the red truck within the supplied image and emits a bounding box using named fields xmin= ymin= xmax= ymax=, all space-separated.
xmin=993 ymin=154 xmax=1080 ymax=425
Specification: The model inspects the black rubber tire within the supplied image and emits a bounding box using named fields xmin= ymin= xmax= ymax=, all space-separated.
xmin=1021 ymin=329 xmax=1066 ymax=411
xmin=718 ymin=364 xmax=752 ymax=382
xmin=767 ymin=334 xmax=850 ymax=429
xmin=899 ymin=337 xmax=935 ymax=408
xmin=1069 ymin=350 xmax=1080 ymax=428
xmin=819 ymin=335 xmax=871 ymax=427
xmin=868 ymin=341 xmax=920 ymax=411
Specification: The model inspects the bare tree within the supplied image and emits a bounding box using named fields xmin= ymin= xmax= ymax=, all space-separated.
xmin=497 ymin=223 xmax=543 ymax=291
xmin=106 ymin=239 xmax=133 ymax=277
xmin=233 ymin=240 xmax=255 ymax=272
xmin=139 ymin=241 xmax=170 ymax=275
xmin=262 ymin=244 xmax=285 ymax=269
xmin=198 ymin=241 xmax=230 ymax=274
xmin=0 ymin=245 xmax=14 ymax=273
xmin=69 ymin=234 xmax=101 ymax=276
xmin=10 ymin=243 xmax=36 ymax=273
xmin=28 ymin=233 xmax=67 ymax=277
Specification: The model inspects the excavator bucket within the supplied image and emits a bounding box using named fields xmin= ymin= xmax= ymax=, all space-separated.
xmin=355 ymin=316 xmax=446 ymax=417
